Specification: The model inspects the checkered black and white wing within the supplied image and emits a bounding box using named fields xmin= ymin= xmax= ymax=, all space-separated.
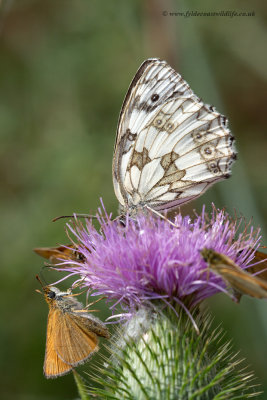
xmin=112 ymin=58 xmax=236 ymax=213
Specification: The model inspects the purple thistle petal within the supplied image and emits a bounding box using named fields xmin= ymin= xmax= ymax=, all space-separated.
xmin=54 ymin=203 xmax=261 ymax=314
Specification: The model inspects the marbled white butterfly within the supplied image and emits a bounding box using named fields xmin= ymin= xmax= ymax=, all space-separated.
xmin=113 ymin=58 xmax=236 ymax=216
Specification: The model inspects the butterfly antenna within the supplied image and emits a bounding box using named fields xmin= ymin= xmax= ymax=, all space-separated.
xmin=52 ymin=214 xmax=98 ymax=222
xmin=36 ymin=274 xmax=46 ymax=290
xmin=39 ymin=267 xmax=50 ymax=283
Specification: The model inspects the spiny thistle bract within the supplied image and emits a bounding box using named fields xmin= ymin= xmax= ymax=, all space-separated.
xmin=87 ymin=309 xmax=259 ymax=399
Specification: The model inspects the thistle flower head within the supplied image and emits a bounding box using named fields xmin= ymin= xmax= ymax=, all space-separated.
xmin=58 ymin=204 xmax=260 ymax=316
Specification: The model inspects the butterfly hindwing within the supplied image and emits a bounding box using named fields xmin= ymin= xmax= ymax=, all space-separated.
xmin=54 ymin=311 xmax=99 ymax=367
xmin=113 ymin=59 xmax=236 ymax=214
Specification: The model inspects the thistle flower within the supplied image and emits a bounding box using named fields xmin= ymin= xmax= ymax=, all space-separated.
xmin=51 ymin=204 xmax=261 ymax=399
xmin=57 ymin=204 xmax=260 ymax=319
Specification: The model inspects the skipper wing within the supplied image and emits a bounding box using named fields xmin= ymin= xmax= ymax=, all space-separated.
xmin=54 ymin=312 xmax=99 ymax=367
xmin=44 ymin=309 xmax=72 ymax=378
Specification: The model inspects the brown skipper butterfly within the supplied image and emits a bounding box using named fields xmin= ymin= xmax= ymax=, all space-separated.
xmin=201 ymin=248 xmax=267 ymax=300
xmin=36 ymin=276 xmax=109 ymax=378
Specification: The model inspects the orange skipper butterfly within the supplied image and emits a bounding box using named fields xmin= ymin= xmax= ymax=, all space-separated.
xmin=201 ymin=248 xmax=267 ymax=300
xmin=36 ymin=276 xmax=109 ymax=378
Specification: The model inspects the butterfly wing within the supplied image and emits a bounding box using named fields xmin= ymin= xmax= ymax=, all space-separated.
xmin=44 ymin=309 xmax=72 ymax=378
xmin=113 ymin=58 xmax=236 ymax=212
xmin=70 ymin=311 xmax=110 ymax=339
xmin=53 ymin=312 xmax=99 ymax=367
xmin=202 ymin=248 xmax=267 ymax=300
xmin=246 ymin=250 xmax=267 ymax=280
xmin=213 ymin=265 xmax=267 ymax=299
xmin=34 ymin=244 xmax=84 ymax=264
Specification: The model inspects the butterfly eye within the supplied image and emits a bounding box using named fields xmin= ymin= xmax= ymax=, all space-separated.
xmin=48 ymin=290 xmax=56 ymax=299
xmin=151 ymin=94 xmax=159 ymax=102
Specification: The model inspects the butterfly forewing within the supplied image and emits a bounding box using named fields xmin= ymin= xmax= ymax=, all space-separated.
xmin=246 ymin=250 xmax=267 ymax=280
xmin=34 ymin=244 xmax=84 ymax=264
xmin=44 ymin=309 xmax=72 ymax=378
xmin=113 ymin=59 xmax=236 ymax=214
xmin=202 ymin=248 xmax=267 ymax=300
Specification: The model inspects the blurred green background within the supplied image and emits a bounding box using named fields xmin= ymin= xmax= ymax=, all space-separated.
xmin=0 ymin=0 xmax=266 ymax=398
